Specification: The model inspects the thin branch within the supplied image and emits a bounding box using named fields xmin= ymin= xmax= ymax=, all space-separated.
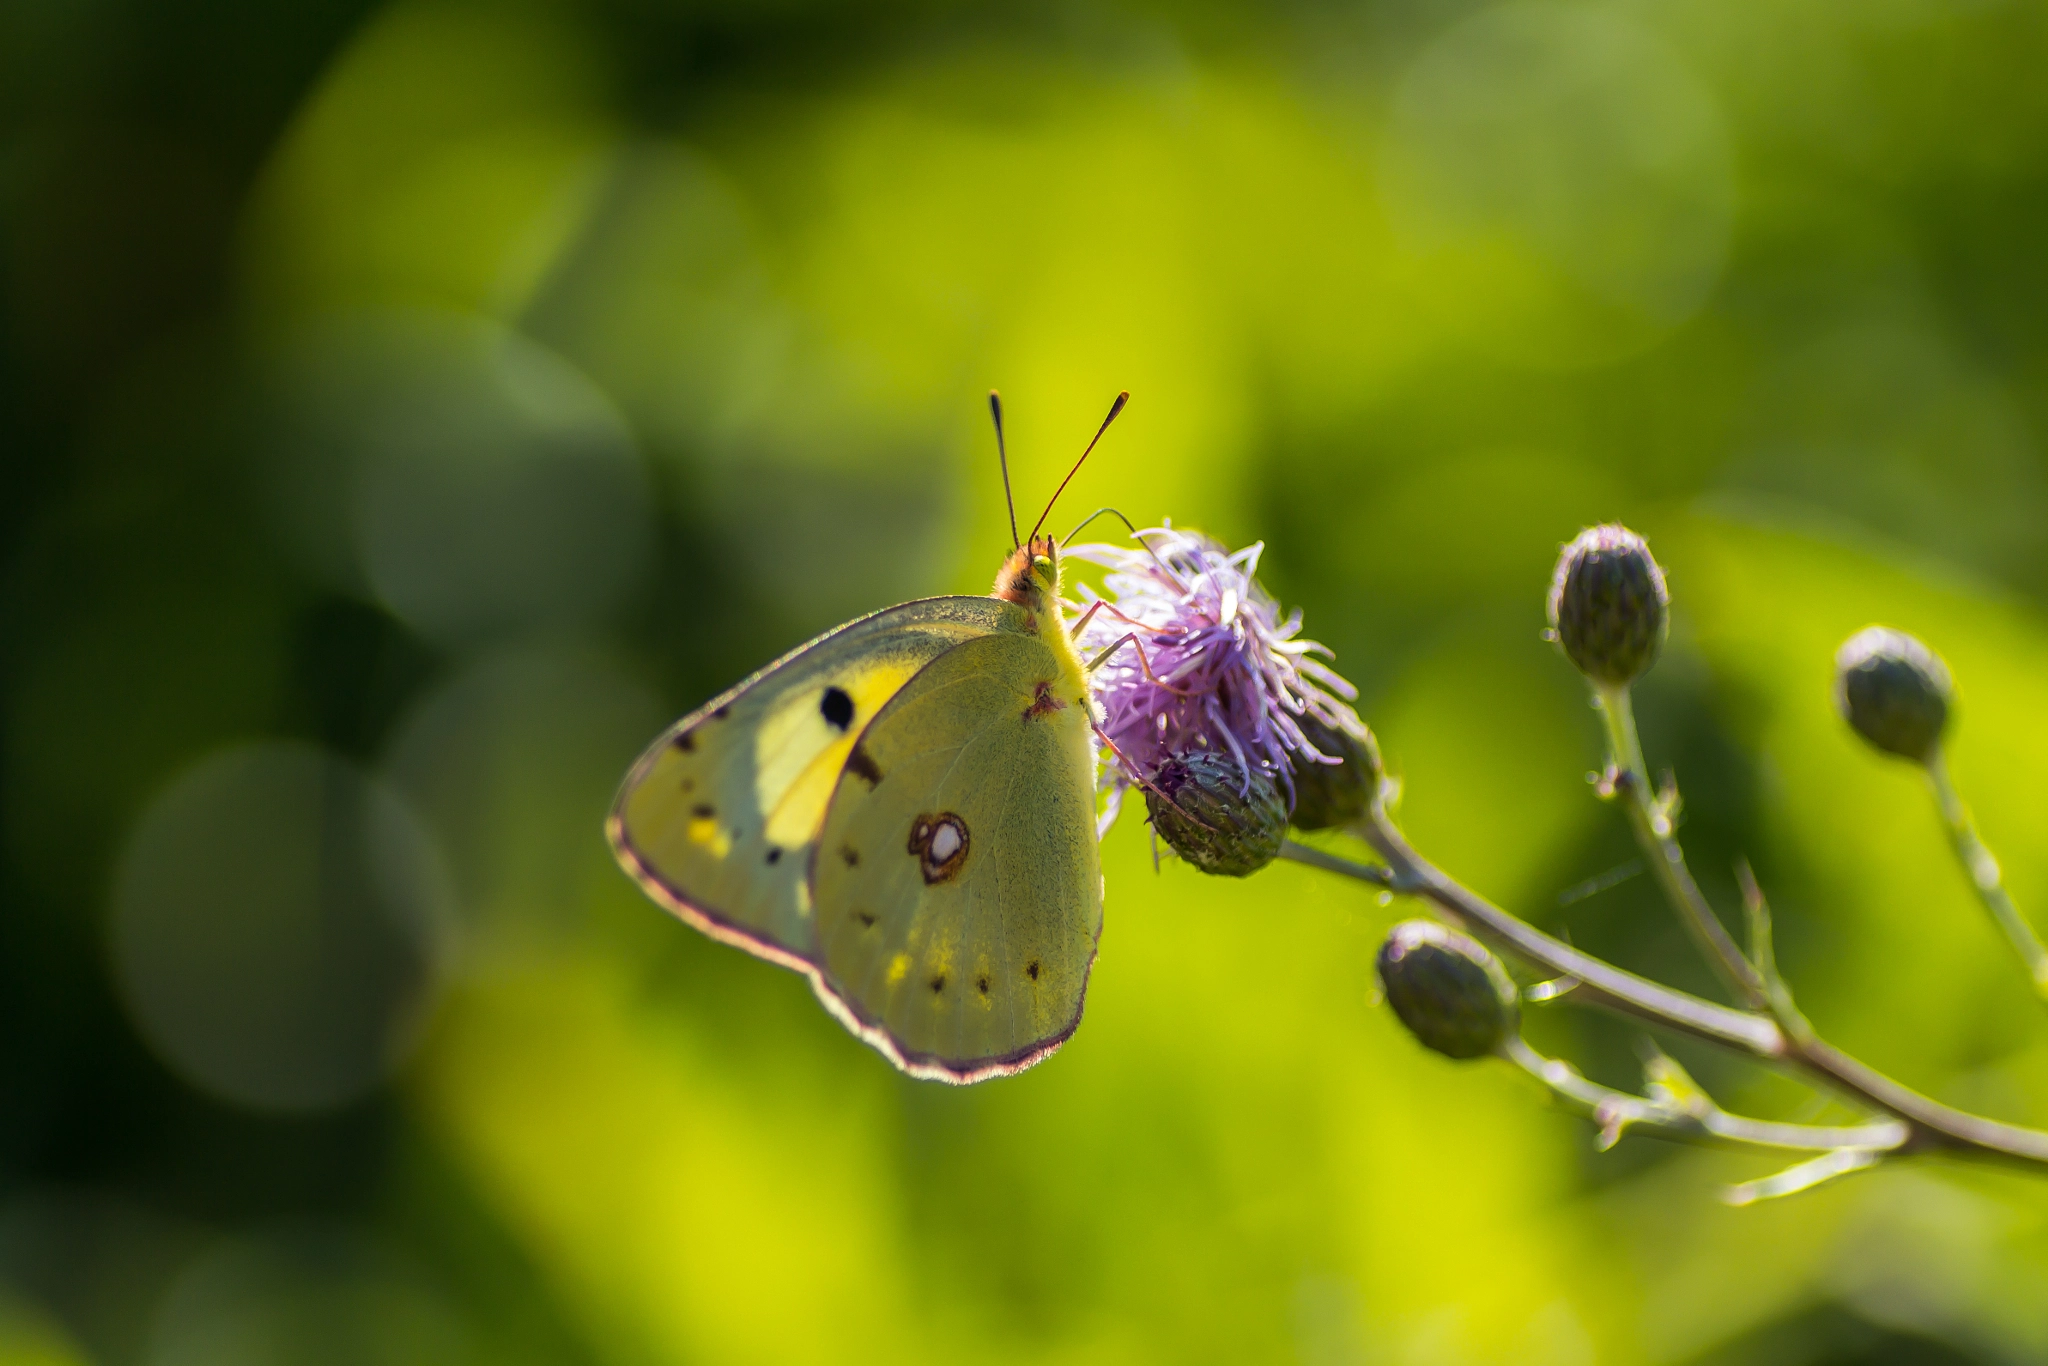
xmin=1723 ymin=1148 xmax=1885 ymax=1206
xmin=1287 ymin=835 xmax=1782 ymax=1054
xmin=1927 ymin=747 xmax=2048 ymax=1000
xmin=1596 ymin=685 xmax=1770 ymax=1009
xmin=1324 ymin=807 xmax=2048 ymax=1171
xmin=1500 ymin=1036 xmax=1907 ymax=1156
xmin=1277 ymin=840 xmax=1393 ymax=886
xmin=1736 ymin=862 xmax=1813 ymax=1045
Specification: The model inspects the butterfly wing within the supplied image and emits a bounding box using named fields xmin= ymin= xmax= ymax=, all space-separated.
xmin=808 ymin=631 xmax=1102 ymax=1082
xmin=608 ymin=597 xmax=1024 ymax=968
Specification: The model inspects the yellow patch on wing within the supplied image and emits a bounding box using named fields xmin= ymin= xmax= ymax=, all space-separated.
xmin=685 ymin=814 xmax=731 ymax=859
xmin=886 ymin=954 xmax=910 ymax=984
xmin=753 ymin=663 xmax=917 ymax=848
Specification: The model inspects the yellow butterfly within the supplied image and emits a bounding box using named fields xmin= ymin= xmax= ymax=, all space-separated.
xmin=608 ymin=394 xmax=1128 ymax=1082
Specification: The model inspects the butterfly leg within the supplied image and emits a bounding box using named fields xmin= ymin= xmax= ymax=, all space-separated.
xmin=1084 ymin=632 xmax=1193 ymax=694
xmin=1071 ymin=598 xmax=1165 ymax=637
xmin=1090 ymin=721 xmax=1217 ymax=831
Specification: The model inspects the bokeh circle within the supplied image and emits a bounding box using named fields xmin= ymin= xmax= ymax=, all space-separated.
xmin=110 ymin=741 xmax=452 ymax=1112
xmin=262 ymin=311 xmax=654 ymax=645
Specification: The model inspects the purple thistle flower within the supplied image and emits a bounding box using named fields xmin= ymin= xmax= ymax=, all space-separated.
xmin=1065 ymin=524 xmax=1368 ymax=832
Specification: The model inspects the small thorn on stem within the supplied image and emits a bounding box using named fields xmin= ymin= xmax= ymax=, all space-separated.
xmin=1594 ymin=1099 xmax=1631 ymax=1151
xmin=1523 ymin=975 xmax=1581 ymax=1003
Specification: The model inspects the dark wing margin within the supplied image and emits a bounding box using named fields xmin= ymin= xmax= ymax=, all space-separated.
xmin=607 ymin=596 xmax=1030 ymax=973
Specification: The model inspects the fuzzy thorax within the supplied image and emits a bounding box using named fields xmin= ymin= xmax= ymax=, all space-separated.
xmin=992 ymin=535 xmax=1091 ymax=707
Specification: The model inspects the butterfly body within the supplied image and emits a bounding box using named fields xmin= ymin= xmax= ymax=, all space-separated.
xmin=608 ymin=535 xmax=1102 ymax=1082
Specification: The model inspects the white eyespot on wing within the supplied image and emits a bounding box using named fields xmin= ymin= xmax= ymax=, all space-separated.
xmin=807 ymin=631 xmax=1103 ymax=1080
xmin=610 ymin=595 xmax=1020 ymax=976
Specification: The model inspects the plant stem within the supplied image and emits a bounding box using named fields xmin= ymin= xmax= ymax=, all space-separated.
xmin=1499 ymin=1036 xmax=1907 ymax=1155
xmin=1926 ymin=746 xmax=2048 ymax=1000
xmin=1278 ymin=840 xmax=1777 ymax=1052
xmin=1723 ymin=1148 xmax=1885 ymax=1206
xmin=1596 ymin=684 xmax=1769 ymax=1009
xmin=1289 ymin=810 xmax=2048 ymax=1171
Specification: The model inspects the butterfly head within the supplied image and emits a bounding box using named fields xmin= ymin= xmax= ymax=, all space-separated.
xmin=994 ymin=534 xmax=1061 ymax=610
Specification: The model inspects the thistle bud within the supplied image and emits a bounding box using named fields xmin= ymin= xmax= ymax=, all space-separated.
xmin=1288 ymin=715 xmax=1382 ymax=832
xmin=1376 ymin=920 xmax=1518 ymax=1060
xmin=1146 ymin=750 xmax=1288 ymax=877
xmin=1548 ymin=525 xmax=1669 ymax=687
xmin=1834 ymin=626 xmax=1951 ymax=763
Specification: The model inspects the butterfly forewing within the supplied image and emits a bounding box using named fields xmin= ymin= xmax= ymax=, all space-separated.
xmin=609 ymin=597 xmax=1021 ymax=966
xmin=810 ymin=632 xmax=1102 ymax=1081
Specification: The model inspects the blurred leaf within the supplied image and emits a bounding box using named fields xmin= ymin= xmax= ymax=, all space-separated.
xmin=0 ymin=1292 xmax=88 ymax=1366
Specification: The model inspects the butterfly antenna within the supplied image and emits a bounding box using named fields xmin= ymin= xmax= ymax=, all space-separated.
xmin=1063 ymin=506 xmax=1183 ymax=585
xmin=1028 ymin=390 xmax=1128 ymax=545
xmin=1064 ymin=506 xmax=1144 ymax=544
xmin=990 ymin=390 xmax=1020 ymax=550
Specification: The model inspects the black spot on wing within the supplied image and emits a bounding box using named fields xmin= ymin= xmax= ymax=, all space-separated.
xmin=1022 ymin=679 xmax=1065 ymax=721
xmin=820 ymin=686 xmax=855 ymax=731
xmin=671 ymin=732 xmax=696 ymax=753
xmin=1026 ymin=960 xmax=1040 ymax=981
xmin=691 ymin=804 xmax=715 ymax=819
xmin=976 ymin=975 xmax=990 ymax=995
xmin=765 ymin=846 xmax=781 ymax=865
xmin=839 ymin=843 xmax=860 ymax=868
xmin=845 ymin=743 xmax=883 ymax=789
xmin=929 ymin=974 xmax=946 ymax=993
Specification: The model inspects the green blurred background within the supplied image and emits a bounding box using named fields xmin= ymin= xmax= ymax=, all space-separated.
xmin=11 ymin=0 xmax=2048 ymax=1361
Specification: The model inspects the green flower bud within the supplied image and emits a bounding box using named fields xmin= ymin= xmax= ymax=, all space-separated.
xmin=1147 ymin=750 xmax=1288 ymax=877
xmin=1376 ymin=920 xmax=1518 ymax=1060
xmin=1548 ymin=525 xmax=1669 ymax=687
xmin=1288 ymin=714 xmax=1382 ymax=833
xmin=1834 ymin=626 xmax=1951 ymax=763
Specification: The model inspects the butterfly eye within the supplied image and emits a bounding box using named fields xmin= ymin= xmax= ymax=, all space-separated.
xmin=1031 ymin=555 xmax=1055 ymax=583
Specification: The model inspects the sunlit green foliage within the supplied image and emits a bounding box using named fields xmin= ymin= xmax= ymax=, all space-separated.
xmin=12 ymin=0 xmax=2048 ymax=1361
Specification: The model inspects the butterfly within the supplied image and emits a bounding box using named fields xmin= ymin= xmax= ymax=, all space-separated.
xmin=608 ymin=393 xmax=1129 ymax=1082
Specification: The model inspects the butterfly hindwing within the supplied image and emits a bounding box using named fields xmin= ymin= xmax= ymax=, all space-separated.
xmin=609 ymin=597 xmax=1023 ymax=966
xmin=809 ymin=631 xmax=1103 ymax=1081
